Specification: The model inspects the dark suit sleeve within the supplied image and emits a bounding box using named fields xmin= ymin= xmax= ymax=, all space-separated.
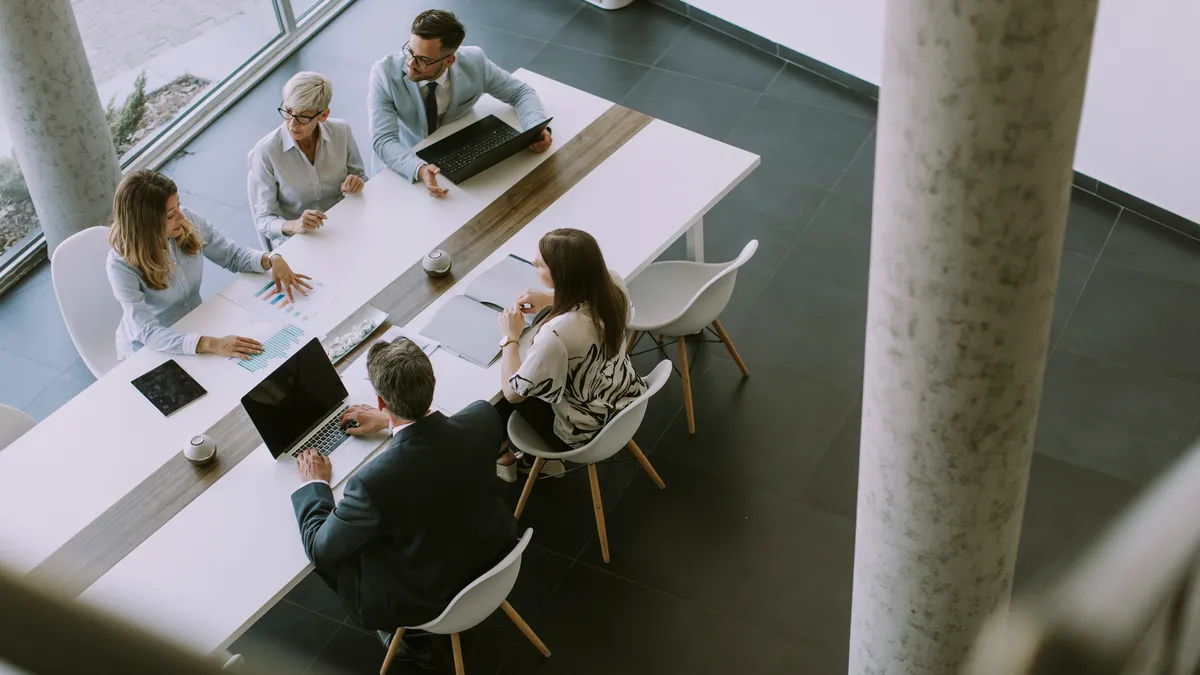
xmin=466 ymin=400 xmax=503 ymax=445
xmin=291 ymin=478 xmax=382 ymax=572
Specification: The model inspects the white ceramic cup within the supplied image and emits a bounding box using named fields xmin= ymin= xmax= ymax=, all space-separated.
xmin=184 ymin=434 xmax=217 ymax=465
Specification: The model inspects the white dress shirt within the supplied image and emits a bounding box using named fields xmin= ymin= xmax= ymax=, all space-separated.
xmin=422 ymin=67 xmax=452 ymax=121
xmin=247 ymin=118 xmax=366 ymax=249
xmin=301 ymin=418 xmax=413 ymax=488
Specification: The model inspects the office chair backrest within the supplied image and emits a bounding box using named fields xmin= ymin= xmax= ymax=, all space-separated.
xmin=52 ymin=226 xmax=121 ymax=379
xmin=255 ymin=228 xmax=273 ymax=253
xmin=664 ymin=240 xmax=758 ymax=336
xmin=566 ymin=359 xmax=673 ymax=465
xmin=411 ymin=529 xmax=534 ymax=635
xmin=0 ymin=404 xmax=36 ymax=452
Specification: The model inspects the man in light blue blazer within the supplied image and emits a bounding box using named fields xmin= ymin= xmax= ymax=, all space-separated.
xmin=368 ymin=9 xmax=551 ymax=198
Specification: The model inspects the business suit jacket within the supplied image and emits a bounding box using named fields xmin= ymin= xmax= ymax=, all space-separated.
xmin=368 ymin=46 xmax=548 ymax=182
xmin=291 ymin=401 xmax=518 ymax=629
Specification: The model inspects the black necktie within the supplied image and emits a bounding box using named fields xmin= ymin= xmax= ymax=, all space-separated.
xmin=424 ymin=82 xmax=439 ymax=136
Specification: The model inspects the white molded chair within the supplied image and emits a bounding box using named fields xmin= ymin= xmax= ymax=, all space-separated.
xmin=380 ymin=529 xmax=550 ymax=675
xmin=255 ymin=228 xmax=274 ymax=253
xmin=51 ymin=226 xmax=122 ymax=378
xmin=0 ymin=404 xmax=35 ymax=451
xmin=509 ymin=360 xmax=671 ymax=563
xmin=625 ymin=240 xmax=758 ymax=435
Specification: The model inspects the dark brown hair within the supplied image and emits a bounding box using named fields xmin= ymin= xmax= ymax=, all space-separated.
xmin=109 ymin=169 xmax=203 ymax=291
xmin=539 ymin=229 xmax=628 ymax=360
xmin=366 ymin=338 xmax=435 ymax=421
xmin=411 ymin=9 xmax=466 ymax=52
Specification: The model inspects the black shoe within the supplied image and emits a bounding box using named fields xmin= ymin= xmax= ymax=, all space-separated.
xmin=377 ymin=631 xmax=445 ymax=671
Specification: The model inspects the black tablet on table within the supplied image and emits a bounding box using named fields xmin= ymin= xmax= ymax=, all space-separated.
xmin=131 ymin=359 xmax=207 ymax=417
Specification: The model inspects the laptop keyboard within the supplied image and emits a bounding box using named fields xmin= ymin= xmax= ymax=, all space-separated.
xmin=436 ymin=126 xmax=521 ymax=173
xmin=290 ymin=406 xmax=360 ymax=457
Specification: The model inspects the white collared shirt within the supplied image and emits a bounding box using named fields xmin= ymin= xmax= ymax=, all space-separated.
xmin=421 ymin=67 xmax=452 ymax=121
xmin=247 ymin=118 xmax=366 ymax=248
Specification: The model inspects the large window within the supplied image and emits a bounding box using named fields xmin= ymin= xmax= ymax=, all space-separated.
xmin=0 ymin=0 xmax=350 ymax=285
xmin=80 ymin=0 xmax=285 ymax=162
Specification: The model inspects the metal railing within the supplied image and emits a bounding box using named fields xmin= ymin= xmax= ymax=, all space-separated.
xmin=966 ymin=438 xmax=1200 ymax=675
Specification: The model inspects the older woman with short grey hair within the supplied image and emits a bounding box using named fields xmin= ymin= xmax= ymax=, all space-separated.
xmin=247 ymin=71 xmax=366 ymax=250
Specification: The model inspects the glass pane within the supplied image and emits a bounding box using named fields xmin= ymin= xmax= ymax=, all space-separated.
xmin=0 ymin=142 xmax=36 ymax=263
xmin=75 ymin=0 xmax=283 ymax=160
xmin=0 ymin=0 xmax=285 ymax=261
xmin=291 ymin=0 xmax=327 ymax=22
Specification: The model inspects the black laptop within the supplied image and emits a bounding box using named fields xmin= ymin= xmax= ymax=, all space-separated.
xmin=241 ymin=338 xmax=363 ymax=461
xmin=416 ymin=114 xmax=553 ymax=184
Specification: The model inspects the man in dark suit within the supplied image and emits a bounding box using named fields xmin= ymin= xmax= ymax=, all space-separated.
xmin=291 ymin=337 xmax=517 ymax=668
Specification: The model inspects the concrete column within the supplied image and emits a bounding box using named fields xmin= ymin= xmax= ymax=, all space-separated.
xmin=849 ymin=2 xmax=1099 ymax=673
xmin=0 ymin=0 xmax=120 ymax=253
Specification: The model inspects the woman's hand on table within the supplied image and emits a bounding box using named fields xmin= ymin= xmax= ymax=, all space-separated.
xmin=199 ymin=335 xmax=263 ymax=360
xmin=268 ymin=255 xmax=313 ymax=302
xmin=284 ymin=209 xmax=326 ymax=234
xmin=340 ymin=174 xmax=365 ymax=194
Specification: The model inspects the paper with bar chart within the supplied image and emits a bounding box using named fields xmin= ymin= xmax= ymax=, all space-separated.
xmin=234 ymin=323 xmax=306 ymax=374
xmin=243 ymin=279 xmax=336 ymax=324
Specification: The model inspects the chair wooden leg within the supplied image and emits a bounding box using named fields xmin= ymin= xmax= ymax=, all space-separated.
xmin=626 ymin=330 xmax=639 ymax=353
xmin=379 ymin=627 xmax=406 ymax=675
xmin=587 ymin=463 xmax=610 ymax=563
xmin=677 ymin=339 xmax=696 ymax=435
xmin=501 ymin=600 xmax=552 ymax=658
xmin=625 ymin=440 xmax=665 ymax=489
xmin=712 ymin=319 xmax=749 ymax=378
xmin=451 ymin=633 xmax=465 ymax=675
xmin=514 ymin=457 xmax=543 ymax=520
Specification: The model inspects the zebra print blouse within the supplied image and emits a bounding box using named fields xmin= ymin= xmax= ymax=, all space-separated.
xmin=508 ymin=306 xmax=647 ymax=448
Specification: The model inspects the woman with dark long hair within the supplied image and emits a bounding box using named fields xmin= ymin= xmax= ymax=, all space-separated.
xmin=107 ymin=169 xmax=312 ymax=360
xmin=495 ymin=228 xmax=646 ymax=481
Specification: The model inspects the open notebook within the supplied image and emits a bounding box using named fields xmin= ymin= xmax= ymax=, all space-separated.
xmin=420 ymin=254 xmax=550 ymax=367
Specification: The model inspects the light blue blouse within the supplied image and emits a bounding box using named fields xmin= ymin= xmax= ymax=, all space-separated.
xmin=247 ymin=119 xmax=366 ymax=249
xmin=107 ymin=206 xmax=267 ymax=360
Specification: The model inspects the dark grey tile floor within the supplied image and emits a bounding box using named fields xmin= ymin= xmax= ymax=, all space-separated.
xmin=2 ymin=0 xmax=1199 ymax=672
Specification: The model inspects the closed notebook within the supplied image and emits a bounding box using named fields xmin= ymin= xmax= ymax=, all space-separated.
xmin=420 ymin=255 xmax=548 ymax=367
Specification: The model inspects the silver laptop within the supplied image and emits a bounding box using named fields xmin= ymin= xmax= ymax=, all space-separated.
xmin=241 ymin=337 xmax=384 ymax=486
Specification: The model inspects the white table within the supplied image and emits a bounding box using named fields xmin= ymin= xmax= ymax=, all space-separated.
xmin=0 ymin=71 xmax=758 ymax=655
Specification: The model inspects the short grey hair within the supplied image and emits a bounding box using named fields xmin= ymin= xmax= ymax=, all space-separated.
xmin=366 ymin=338 xmax=435 ymax=421
xmin=282 ymin=71 xmax=332 ymax=113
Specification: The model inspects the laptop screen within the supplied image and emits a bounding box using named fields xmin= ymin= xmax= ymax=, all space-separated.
xmin=241 ymin=338 xmax=349 ymax=457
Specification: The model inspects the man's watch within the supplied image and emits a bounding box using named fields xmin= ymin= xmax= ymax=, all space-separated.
xmin=499 ymin=336 xmax=519 ymax=349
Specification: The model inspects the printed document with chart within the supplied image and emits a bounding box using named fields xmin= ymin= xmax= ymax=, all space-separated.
xmin=238 ymin=279 xmax=336 ymax=324
xmin=221 ymin=279 xmax=338 ymax=372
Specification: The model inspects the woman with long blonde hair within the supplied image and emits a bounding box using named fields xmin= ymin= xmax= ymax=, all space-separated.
xmin=107 ymin=170 xmax=312 ymax=360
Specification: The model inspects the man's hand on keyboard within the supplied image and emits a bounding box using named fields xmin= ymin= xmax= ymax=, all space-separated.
xmin=341 ymin=405 xmax=388 ymax=436
xmin=528 ymin=129 xmax=552 ymax=154
xmin=297 ymin=449 xmax=332 ymax=483
xmin=418 ymin=163 xmax=449 ymax=198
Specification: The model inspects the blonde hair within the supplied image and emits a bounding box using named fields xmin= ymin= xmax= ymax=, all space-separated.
xmin=109 ymin=170 xmax=203 ymax=291
xmin=282 ymin=72 xmax=332 ymax=113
